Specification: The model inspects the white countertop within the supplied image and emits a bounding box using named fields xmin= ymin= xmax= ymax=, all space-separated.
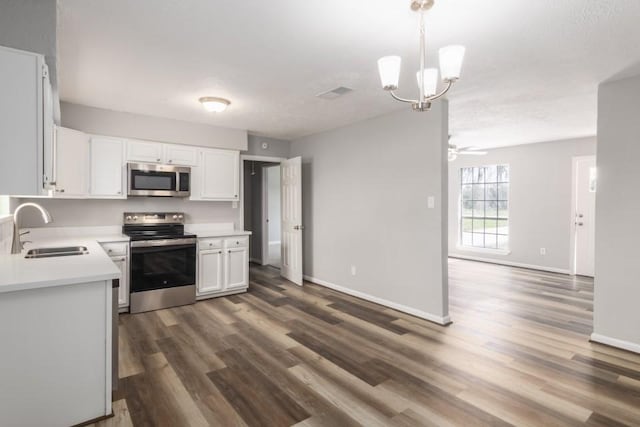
xmin=185 ymin=223 xmax=251 ymax=238
xmin=0 ymin=222 xmax=250 ymax=294
xmin=192 ymin=230 xmax=252 ymax=238
xmin=0 ymin=238 xmax=121 ymax=294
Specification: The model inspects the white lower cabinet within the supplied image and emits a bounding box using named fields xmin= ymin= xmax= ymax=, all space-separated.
xmin=225 ymin=246 xmax=248 ymax=291
xmin=197 ymin=236 xmax=248 ymax=298
xmin=100 ymin=241 xmax=129 ymax=309
xmin=198 ymin=249 xmax=224 ymax=294
xmin=111 ymin=256 xmax=129 ymax=308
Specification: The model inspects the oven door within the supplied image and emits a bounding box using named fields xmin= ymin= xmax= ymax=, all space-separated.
xmin=130 ymin=239 xmax=196 ymax=293
xmin=128 ymin=163 xmax=190 ymax=197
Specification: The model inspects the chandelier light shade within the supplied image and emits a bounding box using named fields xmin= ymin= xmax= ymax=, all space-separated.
xmin=416 ymin=68 xmax=439 ymax=97
xmin=377 ymin=56 xmax=402 ymax=91
xmin=377 ymin=0 xmax=465 ymax=112
xmin=199 ymin=96 xmax=231 ymax=113
xmin=439 ymin=45 xmax=466 ymax=81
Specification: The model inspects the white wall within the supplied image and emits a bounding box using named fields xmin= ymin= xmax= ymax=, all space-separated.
xmin=266 ymin=165 xmax=281 ymax=243
xmin=592 ymin=73 xmax=640 ymax=352
xmin=60 ymin=102 xmax=248 ymax=150
xmin=448 ymin=137 xmax=596 ymax=273
xmin=291 ymin=105 xmax=449 ymax=323
xmin=246 ymin=135 xmax=291 ymax=158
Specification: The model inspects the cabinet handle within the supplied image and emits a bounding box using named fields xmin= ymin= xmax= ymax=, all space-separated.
xmin=208 ymin=243 xmax=213 ymax=247
xmin=117 ymin=191 xmax=121 ymax=195
xmin=228 ymin=250 xmax=231 ymax=253
xmin=168 ymin=159 xmax=173 ymax=163
xmin=218 ymin=251 xmax=222 ymax=254
xmin=156 ymin=158 xmax=161 ymax=162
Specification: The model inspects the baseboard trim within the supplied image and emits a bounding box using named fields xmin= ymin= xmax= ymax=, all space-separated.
xmin=448 ymin=254 xmax=571 ymax=275
xmin=249 ymin=257 xmax=263 ymax=265
xmin=303 ymin=274 xmax=451 ymax=326
xmin=590 ymin=333 xmax=640 ymax=355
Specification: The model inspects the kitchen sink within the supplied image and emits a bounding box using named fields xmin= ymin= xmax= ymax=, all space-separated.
xmin=24 ymin=246 xmax=89 ymax=259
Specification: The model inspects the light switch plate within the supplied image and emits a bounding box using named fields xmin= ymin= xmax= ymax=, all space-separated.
xmin=428 ymin=196 xmax=435 ymax=209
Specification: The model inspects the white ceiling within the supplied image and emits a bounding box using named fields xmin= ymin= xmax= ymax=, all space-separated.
xmin=57 ymin=0 xmax=640 ymax=148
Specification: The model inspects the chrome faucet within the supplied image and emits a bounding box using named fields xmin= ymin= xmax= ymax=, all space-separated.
xmin=11 ymin=203 xmax=53 ymax=254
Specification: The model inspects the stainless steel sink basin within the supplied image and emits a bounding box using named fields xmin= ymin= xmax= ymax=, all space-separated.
xmin=24 ymin=246 xmax=89 ymax=259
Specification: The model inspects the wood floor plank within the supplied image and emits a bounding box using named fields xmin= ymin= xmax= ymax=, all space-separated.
xmin=207 ymin=348 xmax=311 ymax=427
xmin=94 ymin=260 xmax=640 ymax=427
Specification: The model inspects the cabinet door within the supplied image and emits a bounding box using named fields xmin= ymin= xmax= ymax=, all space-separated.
xmin=111 ymin=256 xmax=129 ymax=307
xmin=0 ymin=47 xmax=47 ymax=196
xmin=54 ymin=126 xmax=89 ymax=197
xmin=224 ymin=246 xmax=248 ymax=291
xmin=198 ymin=249 xmax=224 ymax=295
xmin=200 ymin=149 xmax=239 ymax=200
xmin=126 ymin=140 xmax=163 ymax=163
xmin=164 ymin=144 xmax=197 ymax=166
xmin=90 ymin=137 xmax=125 ymax=198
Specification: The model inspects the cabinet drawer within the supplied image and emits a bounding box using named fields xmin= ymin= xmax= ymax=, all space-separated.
xmin=199 ymin=238 xmax=223 ymax=250
xmin=224 ymin=236 xmax=249 ymax=248
xmin=100 ymin=242 xmax=128 ymax=256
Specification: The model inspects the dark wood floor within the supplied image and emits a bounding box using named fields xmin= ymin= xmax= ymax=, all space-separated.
xmin=96 ymin=260 xmax=640 ymax=426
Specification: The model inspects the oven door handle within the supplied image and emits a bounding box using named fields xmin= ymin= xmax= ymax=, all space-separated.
xmin=131 ymin=238 xmax=197 ymax=248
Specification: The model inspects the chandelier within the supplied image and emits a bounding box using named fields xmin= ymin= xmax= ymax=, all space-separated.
xmin=377 ymin=0 xmax=465 ymax=112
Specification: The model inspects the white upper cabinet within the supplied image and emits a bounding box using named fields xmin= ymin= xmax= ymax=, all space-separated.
xmin=126 ymin=140 xmax=197 ymax=166
xmin=164 ymin=144 xmax=197 ymax=166
xmin=126 ymin=140 xmax=163 ymax=164
xmin=53 ymin=126 xmax=89 ymax=198
xmin=90 ymin=136 xmax=125 ymax=198
xmin=194 ymin=148 xmax=239 ymax=200
xmin=0 ymin=46 xmax=53 ymax=196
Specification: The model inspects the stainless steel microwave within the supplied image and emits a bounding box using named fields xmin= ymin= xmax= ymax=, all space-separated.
xmin=127 ymin=163 xmax=191 ymax=197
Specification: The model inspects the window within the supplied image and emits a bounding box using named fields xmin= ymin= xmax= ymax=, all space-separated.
xmin=460 ymin=165 xmax=509 ymax=250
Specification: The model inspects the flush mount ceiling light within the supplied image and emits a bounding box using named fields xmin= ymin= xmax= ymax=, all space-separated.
xmin=199 ymin=97 xmax=230 ymax=113
xmin=377 ymin=0 xmax=466 ymax=112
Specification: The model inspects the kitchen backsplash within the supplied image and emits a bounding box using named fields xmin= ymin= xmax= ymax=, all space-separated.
xmin=0 ymin=215 xmax=13 ymax=254
xmin=13 ymin=198 xmax=241 ymax=228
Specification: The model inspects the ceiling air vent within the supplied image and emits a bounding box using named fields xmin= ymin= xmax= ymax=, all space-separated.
xmin=316 ymin=86 xmax=353 ymax=100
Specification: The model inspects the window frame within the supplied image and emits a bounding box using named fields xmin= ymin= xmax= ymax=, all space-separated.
xmin=458 ymin=164 xmax=511 ymax=255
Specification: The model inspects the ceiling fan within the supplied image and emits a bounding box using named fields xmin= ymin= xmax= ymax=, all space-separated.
xmin=448 ymin=144 xmax=488 ymax=162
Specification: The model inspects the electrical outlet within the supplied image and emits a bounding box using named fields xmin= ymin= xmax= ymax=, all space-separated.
xmin=427 ymin=196 xmax=435 ymax=209
xmin=540 ymin=248 xmax=546 ymax=255
xmin=350 ymin=265 xmax=357 ymax=276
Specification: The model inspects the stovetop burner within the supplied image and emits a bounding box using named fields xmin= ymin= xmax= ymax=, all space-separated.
xmin=122 ymin=212 xmax=196 ymax=241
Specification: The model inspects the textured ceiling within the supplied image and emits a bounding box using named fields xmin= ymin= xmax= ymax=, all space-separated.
xmin=57 ymin=0 xmax=640 ymax=147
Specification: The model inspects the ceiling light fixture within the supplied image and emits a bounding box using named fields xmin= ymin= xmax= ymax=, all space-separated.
xmin=377 ymin=0 xmax=466 ymax=112
xmin=199 ymin=96 xmax=231 ymax=113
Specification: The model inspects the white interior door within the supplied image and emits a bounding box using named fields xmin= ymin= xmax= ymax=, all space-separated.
xmin=280 ymin=157 xmax=303 ymax=285
xmin=574 ymin=156 xmax=596 ymax=277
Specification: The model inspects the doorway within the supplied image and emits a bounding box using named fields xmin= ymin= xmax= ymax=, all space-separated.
xmin=242 ymin=159 xmax=281 ymax=269
xmin=571 ymin=155 xmax=596 ymax=277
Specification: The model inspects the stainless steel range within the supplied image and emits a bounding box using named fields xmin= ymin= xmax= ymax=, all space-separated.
xmin=123 ymin=212 xmax=197 ymax=313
